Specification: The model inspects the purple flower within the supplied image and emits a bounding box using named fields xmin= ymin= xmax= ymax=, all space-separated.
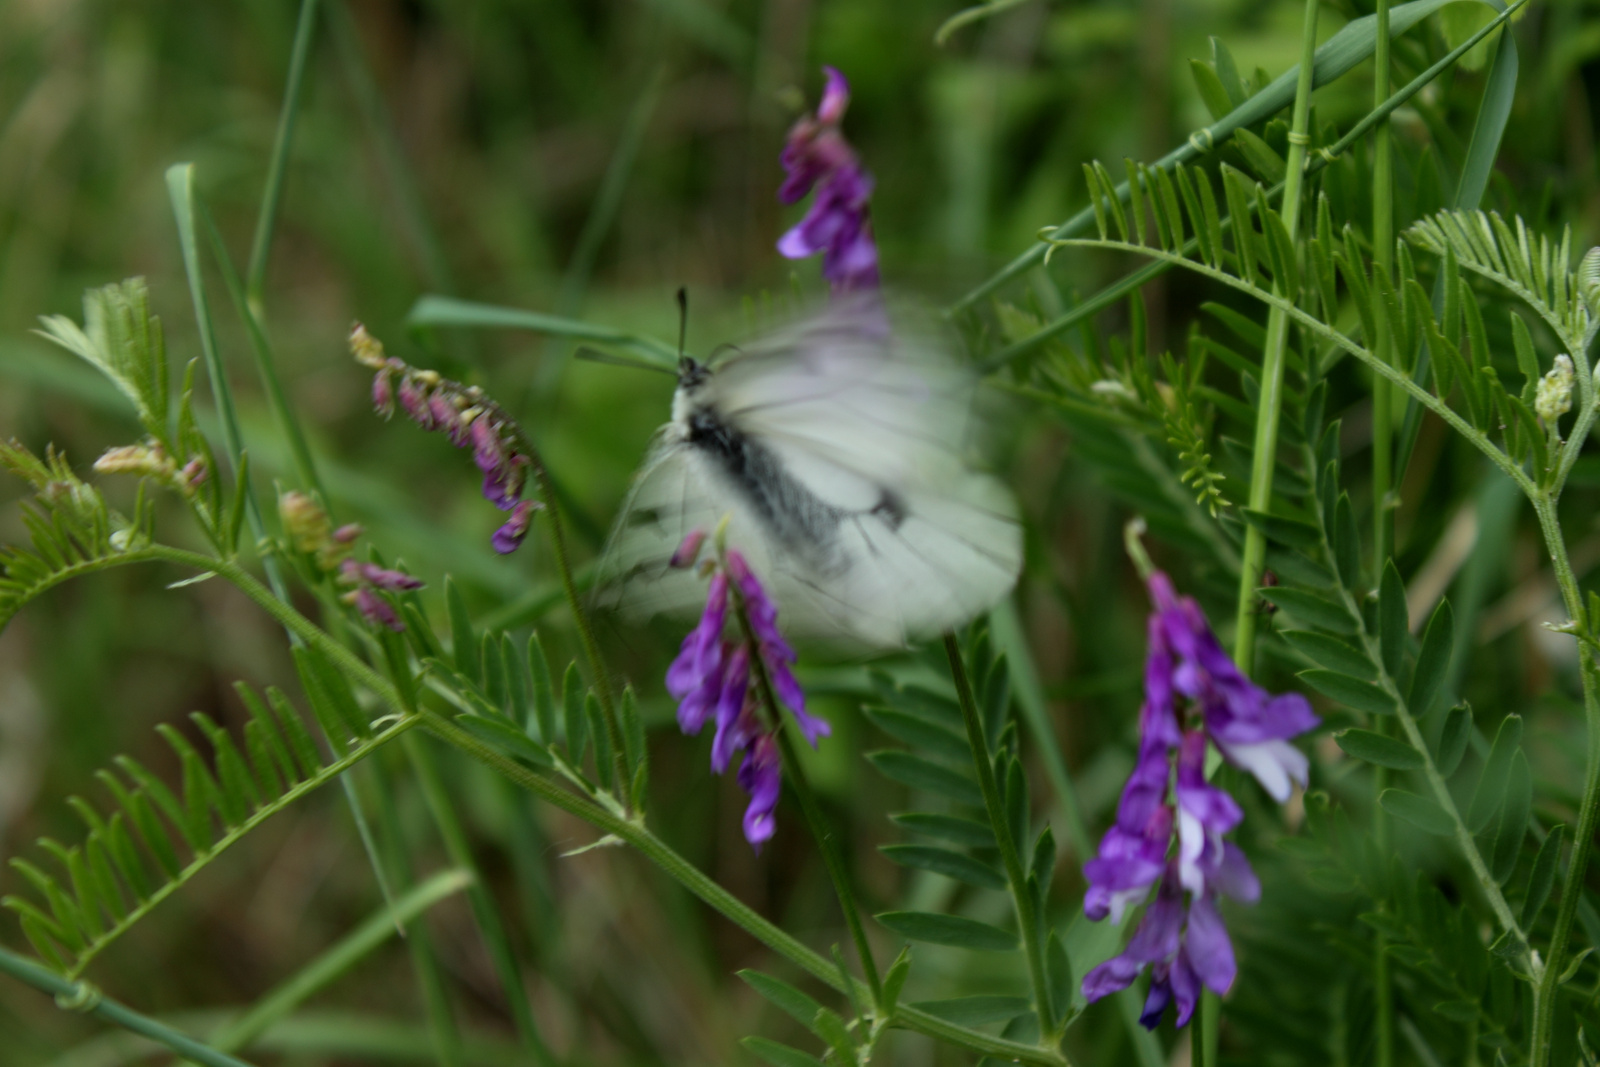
xmin=1147 ymin=572 xmax=1319 ymax=801
xmin=351 ymin=587 xmax=403 ymax=631
xmin=777 ymin=67 xmax=880 ymax=293
xmin=340 ymin=559 xmax=425 ymax=592
xmin=667 ymin=574 xmax=729 ymax=733
xmin=372 ymin=369 xmax=395 ymax=417
xmin=1081 ymin=569 xmax=1310 ymax=1028
xmin=492 ymin=499 xmax=540 ymax=554
xmin=668 ymin=548 xmax=828 ymax=850
xmin=670 ymin=528 xmax=708 ymax=569
xmin=738 ymin=733 xmax=782 ymax=849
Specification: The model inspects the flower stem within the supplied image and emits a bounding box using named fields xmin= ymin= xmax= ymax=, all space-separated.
xmin=943 ymin=634 xmax=1058 ymax=1044
xmin=1530 ymin=488 xmax=1600 ymax=1065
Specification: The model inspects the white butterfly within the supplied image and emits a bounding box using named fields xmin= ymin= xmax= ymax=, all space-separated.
xmin=602 ymin=298 xmax=1022 ymax=649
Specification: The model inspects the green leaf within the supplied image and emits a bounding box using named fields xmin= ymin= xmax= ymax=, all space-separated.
xmin=1436 ymin=703 xmax=1473 ymax=778
xmin=1379 ymin=561 xmax=1407 ymax=680
xmin=739 ymin=1036 xmax=826 ymax=1067
xmin=880 ymin=844 xmax=1005 ymax=890
xmin=453 ymin=714 xmax=553 ymax=769
xmin=1490 ymin=750 xmax=1532 ymax=883
xmin=1380 ymin=789 xmax=1454 ymax=836
xmin=811 ymin=1007 xmax=855 ymax=1063
xmin=1233 ymin=128 xmax=1286 ymax=184
xmin=882 ymin=946 xmax=912 ymax=1017
xmin=1260 ymin=588 xmax=1357 ymax=633
xmin=864 ymin=707 xmax=972 ymax=764
xmin=1511 ymin=311 xmax=1541 ymax=398
xmin=562 ymin=663 xmax=588 ymax=764
xmin=1408 ymin=601 xmax=1454 ymax=717
xmin=587 ymin=692 xmax=613 ymax=788
xmin=876 ymin=911 xmax=1017 ymax=951
xmin=1336 ymin=728 xmax=1423 ymax=770
xmin=890 ymin=812 xmax=996 ymax=847
xmin=1333 ymin=493 xmax=1360 ymax=591
xmin=1522 ymin=825 xmax=1565 ymax=927
xmin=1047 ymin=930 xmax=1072 ymax=1024
xmin=1241 ymin=509 xmax=1320 ymax=548
xmin=909 ymin=995 xmax=1031 ymax=1026
xmin=867 ymin=752 xmax=983 ymax=807
xmin=1280 ymin=630 xmax=1376 ymax=680
xmin=738 ymin=970 xmax=824 ymax=1033
xmin=445 ymin=577 xmax=477 ymax=683
xmin=1189 ymin=59 xmax=1236 ymax=123
xmin=527 ymin=633 xmax=556 ymax=743
xmin=1466 ymin=714 xmax=1522 ymax=834
xmin=620 ymin=686 xmax=646 ymax=786
xmin=1299 ymin=670 xmax=1396 ymax=716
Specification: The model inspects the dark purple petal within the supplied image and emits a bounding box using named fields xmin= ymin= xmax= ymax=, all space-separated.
xmin=1183 ymin=894 xmax=1238 ymax=995
xmin=1124 ymin=873 xmax=1184 ymax=964
xmin=737 ymin=733 xmax=782 ymax=849
xmin=399 ymin=379 xmax=432 ymax=427
xmin=1113 ymin=735 xmax=1173 ymax=836
xmin=491 ymin=499 xmax=539 ymax=554
xmin=1081 ymin=952 xmax=1143 ymax=1004
xmin=1167 ymin=951 xmax=1202 ymax=1027
xmin=1139 ymin=969 xmax=1171 ymax=1029
xmin=667 ymin=575 xmax=728 ymax=701
xmin=710 ymin=647 xmax=752 ymax=774
xmin=1083 ymin=805 xmax=1172 ymax=924
xmin=372 ymin=371 xmax=394 ymax=417
xmin=348 ymin=561 xmax=425 ymax=591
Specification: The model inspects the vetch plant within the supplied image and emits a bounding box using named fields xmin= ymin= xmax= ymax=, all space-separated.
xmin=4 ymin=6 xmax=1600 ymax=1067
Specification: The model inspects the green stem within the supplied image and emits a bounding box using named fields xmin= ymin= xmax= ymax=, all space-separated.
xmin=0 ymin=945 xmax=260 ymax=1067
xmin=943 ymin=634 xmax=1058 ymax=1043
xmin=1371 ymin=0 xmax=1396 ymax=1061
xmin=1530 ymin=489 xmax=1600 ymax=1066
xmin=1232 ymin=0 xmax=1321 ymax=672
xmin=162 ymin=543 xmax=1063 ymax=1066
xmin=245 ymin=0 xmax=321 ymax=311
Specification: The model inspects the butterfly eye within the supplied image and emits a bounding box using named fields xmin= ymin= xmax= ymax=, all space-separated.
xmin=678 ymin=357 xmax=708 ymax=388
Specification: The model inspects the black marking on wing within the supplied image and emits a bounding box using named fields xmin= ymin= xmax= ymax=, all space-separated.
xmin=686 ymin=405 xmax=903 ymax=575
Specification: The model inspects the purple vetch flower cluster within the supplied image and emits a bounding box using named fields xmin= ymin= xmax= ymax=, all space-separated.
xmin=777 ymin=67 xmax=880 ymax=293
xmin=1081 ymin=572 xmax=1319 ymax=1029
xmin=277 ymin=488 xmax=424 ymax=631
xmin=665 ymin=534 xmax=830 ymax=849
xmin=351 ymin=323 xmax=542 ymax=556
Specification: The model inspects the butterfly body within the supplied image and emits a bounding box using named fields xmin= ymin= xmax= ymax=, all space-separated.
xmin=606 ymin=301 xmax=1021 ymax=649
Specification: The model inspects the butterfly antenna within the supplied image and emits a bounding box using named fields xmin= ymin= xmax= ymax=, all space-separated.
xmin=676 ymin=287 xmax=689 ymax=361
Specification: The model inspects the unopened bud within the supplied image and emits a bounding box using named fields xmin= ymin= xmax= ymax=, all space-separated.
xmin=178 ymin=457 xmax=207 ymax=494
xmin=333 ymin=523 xmax=363 ymax=544
xmin=349 ymin=322 xmax=387 ymax=369
xmin=1536 ymin=354 xmax=1575 ymax=425
xmin=670 ymin=527 xmax=708 ymax=569
xmin=94 ymin=443 xmax=176 ymax=480
xmin=279 ymin=491 xmax=332 ymax=557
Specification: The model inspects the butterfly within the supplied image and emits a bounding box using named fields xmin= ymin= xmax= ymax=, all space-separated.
xmin=601 ymin=297 xmax=1022 ymax=649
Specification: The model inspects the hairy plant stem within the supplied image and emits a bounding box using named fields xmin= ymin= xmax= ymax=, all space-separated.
xmin=1371 ymin=0 xmax=1396 ymax=1061
xmin=1529 ymin=486 xmax=1600 ymax=1066
xmin=0 ymin=945 xmax=259 ymax=1067
xmin=165 ymin=545 xmax=1067 ymax=1066
xmin=943 ymin=634 xmax=1058 ymax=1044
xmin=732 ymin=586 xmax=884 ymax=1014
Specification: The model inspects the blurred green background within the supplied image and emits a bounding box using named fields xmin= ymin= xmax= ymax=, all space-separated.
xmin=5 ymin=0 xmax=1600 ymax=1063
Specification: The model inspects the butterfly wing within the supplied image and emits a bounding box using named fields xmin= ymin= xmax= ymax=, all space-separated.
xmin=604 ymin=300 xmax=1021 ymax=648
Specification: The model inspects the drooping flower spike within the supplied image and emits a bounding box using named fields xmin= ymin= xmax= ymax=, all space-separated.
xmin=1081 ymin=563 xmax=1313 ymax=1030
xmin=777 ymin=67 xmax=880 ymax=294
xmin=665 ymin=529 xmax=829 ymax=850
xmin=351 ymin=323 xmax=542 ymax=556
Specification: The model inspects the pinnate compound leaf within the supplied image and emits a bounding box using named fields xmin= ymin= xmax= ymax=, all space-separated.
xmin=876 ymin=911 xmax=1017 ymax=951
xmin=1336 ymin=728 xmax=1423 ymax=769
xmin=1380 ymin=789 xmax=1454 ymax=836
xmin=1299 ymin=670 xmax=1395 ymax=716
